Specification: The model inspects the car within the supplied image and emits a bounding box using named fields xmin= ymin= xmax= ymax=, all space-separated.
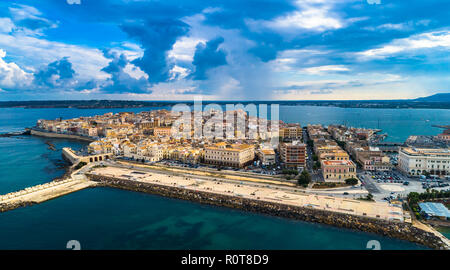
xmin=343 ymin=192 xmax=349 ymax=195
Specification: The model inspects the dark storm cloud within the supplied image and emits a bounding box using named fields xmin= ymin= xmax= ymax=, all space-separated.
xmin=120 ymin=18 xmax=190 ymax=84
xmin=100 ymin=50 xmax=150 ymax=93
xmin=191 ymin=37 xmax=227 ymax=80
xmin=33 ymin=57 xmax=75 ymax=87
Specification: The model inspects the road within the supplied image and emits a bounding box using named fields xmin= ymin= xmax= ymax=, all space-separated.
xmin=358 ymin=173 xmax=380 ymax=194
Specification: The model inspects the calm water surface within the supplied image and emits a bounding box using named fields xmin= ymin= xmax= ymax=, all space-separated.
xmin=0 ymin=106 xmax=445 ymax=250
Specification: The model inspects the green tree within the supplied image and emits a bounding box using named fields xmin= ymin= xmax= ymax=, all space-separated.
xmin=74 ymin=161 xmax=87 ymax=170
xmin=297 ymin=170 xmax=311 ymax=186
xmin=345 ymin=178 xmax=358 ymax=186
xmin=314 ymin=161 xmax=321 ymax=169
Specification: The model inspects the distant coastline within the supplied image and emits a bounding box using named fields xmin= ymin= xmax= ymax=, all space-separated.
xmin=1 ymin=96 xmax=450 ymax=110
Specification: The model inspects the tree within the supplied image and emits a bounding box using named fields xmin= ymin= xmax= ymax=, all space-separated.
xmin=345 ymin=178 xmax=358 ymax=186
xmin=297 ymin=170 xmax=311 ymax=186
xmin=313 ymin=161 xmax=321 ymax=170
xmin=74 ymin=161 xmax=87 ymax=170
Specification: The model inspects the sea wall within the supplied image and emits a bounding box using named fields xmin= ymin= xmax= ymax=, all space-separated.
xmin=87 ymin=174 xmax=448 ymax=250
xmin=30 ymin=129 xmax=94 ymax=142
xmin=0 ymin=201 xmax=36 ymax=213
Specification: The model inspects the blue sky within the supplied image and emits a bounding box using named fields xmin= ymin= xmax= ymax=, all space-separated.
xmin=0 ymin=0 xmax=449 ymax=100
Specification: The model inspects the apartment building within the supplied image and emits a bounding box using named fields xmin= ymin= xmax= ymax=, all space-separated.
xmin=398 ymin=147 xmax=450 ymax=176
xmin=279 ymin=141 xmax=306 ymax=169
xmin=204 ymin=142 xmax=255 ymax=168
xmin=279 ymin=124 xmax=302 ymax=140
xmin=319 ymin=149 xmax=350 ymax=161
xmin=153 ymin=126 xmax=172 ymax=137
xmin=355 ymin=148 xmax=393 ymax=171
xmin=321 ymin=160 xmax=357 ymax=182
xmin=257 ymin=149 xmax=276 ymax=166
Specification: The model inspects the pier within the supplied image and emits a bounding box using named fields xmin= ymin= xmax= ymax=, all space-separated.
xmin=0 ymin=176 xmax=96 ymax=211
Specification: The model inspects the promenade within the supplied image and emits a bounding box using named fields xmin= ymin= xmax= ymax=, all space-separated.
xmin=89 ymin=165 xmax=405 ymax=222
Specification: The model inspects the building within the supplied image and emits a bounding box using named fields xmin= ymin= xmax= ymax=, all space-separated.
xmin=153 ymin=126 xmax=172 ymax=137
xmin=204 ymin=142 xmax=255 ymax=168
xmin=418 ymin=202 xmax=450 ymax=220
xmin=436 ymin=128 xmax=450 ymax=142
xmin=318 ymin=149 xmax=350 ymax=161
xmin=398 ymin=147 xmax=450 ymax=176
xmin=355 ymin=147 xmax=393 ymax=171
xmin=321 ymin=160 xmax=357 ymax=182
xmin=257 ymin=149 xmax=276 ymax=166
xmin=279 ymin=124 xmax=302 ymax=140
xmin=279 ymin=141 xmax=306 ymax=169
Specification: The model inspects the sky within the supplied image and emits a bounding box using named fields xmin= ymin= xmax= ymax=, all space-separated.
xmin=0 ymin=0 xmax=449 ymax=101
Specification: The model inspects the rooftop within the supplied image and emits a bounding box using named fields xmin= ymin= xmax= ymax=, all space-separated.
xmin=401 ymin=147 xmax=450 ymax=156
xmin=322 ymin=160 xmax=355 ymax=166
xmin=418 ymin=202 xmax=450 ymax=218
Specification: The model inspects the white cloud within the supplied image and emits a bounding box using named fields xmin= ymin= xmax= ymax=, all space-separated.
xmin=168 ymin=36 xmax=206 ymax=62
xmin=0 ymin=18 xmax=15 ymax=33
xmin=123 ymin=64 xmax=148 ymax=80
xmin=269 ymin=48 xmax=331 ymax=72
xmin=0 ymin=32 xmax=110 ymax=81
xmin=359 ymin=30 xmax=450 ymax=59
xmin=247 ymin=0 xmax=344 ymax=33
xmin=169 ymin=65 xmax=190 ymax=80
xmin=0 ymin=49 xmax=33 ymax=90
xmin=9 ymin=4 xmax=58 ymax=32
xmin=301 ymin=65 xmax=349 ymax=74
xmin=67 ymin=0 xmax=81 ymax=5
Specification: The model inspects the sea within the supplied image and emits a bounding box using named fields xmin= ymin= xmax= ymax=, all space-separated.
xmin=1 ymin=105 xmax=449 ymax=250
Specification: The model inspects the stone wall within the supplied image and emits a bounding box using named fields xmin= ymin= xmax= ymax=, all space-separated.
xmin=87 ymin=174 xmax=448 ymax=250
xmin=31 ymin=129 xmax=94 ymax=142
xmin=0 ymin=201 xmax=36 ymax=213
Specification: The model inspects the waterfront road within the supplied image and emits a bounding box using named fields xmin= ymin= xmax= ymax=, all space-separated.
xmin=89 ymin=164 xmax=405 ymax=222
xmin=358 ymin=173 xmax=380 ymax=194
xmin=105 ymin=160 xmax=370 ymax=199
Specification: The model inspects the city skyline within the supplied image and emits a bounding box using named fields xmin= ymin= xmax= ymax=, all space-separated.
xmin=0 ymin=0 xmax=450 ymax=101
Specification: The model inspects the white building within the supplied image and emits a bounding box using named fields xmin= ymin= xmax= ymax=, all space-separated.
xmin=204 ymin=142 xmax=255 ymax=168
xmin=398 ymin=147 xmax=450 ymax=176
xmin=257 ymin=149 xmax=276 ymax=166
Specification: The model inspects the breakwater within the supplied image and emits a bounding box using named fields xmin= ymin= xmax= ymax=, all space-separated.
xmin=87 ymin=174 xmax=448 ymax=250
xmin=0 ymin=129 xmax=30 ymax=137
xmin=30 ymin=129 xmax=95 ymax=142
xmin=0 ymin=178 xmax=96 ymax=213
xmin=0 ymin=201 xmax=35 ymax=212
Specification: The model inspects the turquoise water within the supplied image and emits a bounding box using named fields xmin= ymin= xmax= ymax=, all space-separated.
xmin=438 ymin=228 xmax=450 ymax=240
xmin=0 ymin=106 xmax=446 ymax=250
xmin=279 ymin=106 xmax=450 ymax=142
xmin=0 ymin=188 xmax=425 ymax=250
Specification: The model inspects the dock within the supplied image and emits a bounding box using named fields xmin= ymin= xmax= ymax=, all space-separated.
xmin=0 ymin=177 xmax=96 ymax=208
